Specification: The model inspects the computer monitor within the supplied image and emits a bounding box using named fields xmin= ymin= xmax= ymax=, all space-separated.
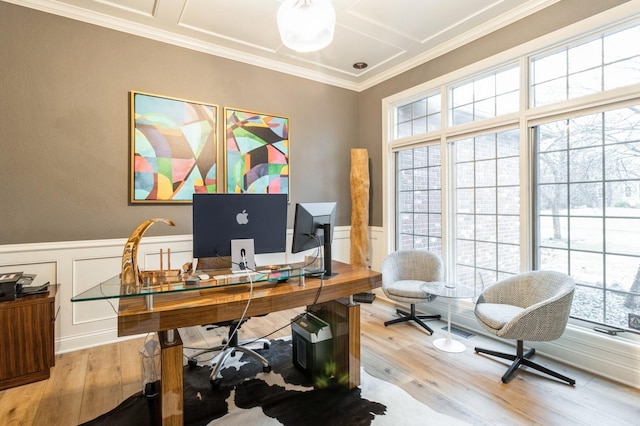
xmin=291 ymin=202 xmax=337 ymax=276
xmin=192 ymin=193 xmax=288 ymax=261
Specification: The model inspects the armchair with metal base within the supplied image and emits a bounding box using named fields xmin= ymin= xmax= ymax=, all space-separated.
xmin=381 ymin=250 xmax=443 ymax=335
xmin=473 ymin=270 xmax=576 ymax=385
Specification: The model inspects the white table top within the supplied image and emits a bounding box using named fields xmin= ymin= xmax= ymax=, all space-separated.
xmin=420 ymin=281 xmax=480 ymax=299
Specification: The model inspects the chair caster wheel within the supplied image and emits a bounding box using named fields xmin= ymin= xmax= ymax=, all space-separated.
xmin=187 ymin=358 xmax=198 ymax=368
xmin=210 ymin=379 xmax=221 ymax=388
xmin=263 ymin=365 xmax=272 ymax=373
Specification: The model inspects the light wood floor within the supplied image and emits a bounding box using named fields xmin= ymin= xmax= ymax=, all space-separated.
xmin=1 ymin=298 xmax=639 ymax=425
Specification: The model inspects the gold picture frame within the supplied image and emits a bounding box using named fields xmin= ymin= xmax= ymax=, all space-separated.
xmin=130 ymin=91 xmax=218 ymax=203
xmin=224 ymin=107 xmax=289 ymax=196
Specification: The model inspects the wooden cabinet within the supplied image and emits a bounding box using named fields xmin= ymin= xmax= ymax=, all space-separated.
xmin=0 ymin=285 xmax=57 ymax=390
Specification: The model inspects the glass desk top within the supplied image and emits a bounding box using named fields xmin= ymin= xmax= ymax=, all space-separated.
xmin=71 ymin=263 xmax=324 ymax=302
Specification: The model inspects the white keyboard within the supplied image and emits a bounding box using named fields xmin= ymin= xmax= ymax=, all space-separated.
xmin=213 ymin=271 xmax=261 ymax=280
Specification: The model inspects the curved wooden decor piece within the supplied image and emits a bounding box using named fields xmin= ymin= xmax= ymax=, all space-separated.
xmin=121 ymin=218 xmax=175 ymax=285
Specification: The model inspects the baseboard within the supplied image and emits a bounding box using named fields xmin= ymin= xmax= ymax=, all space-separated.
xmin=56 ymin=328 xmax=121 ymax=354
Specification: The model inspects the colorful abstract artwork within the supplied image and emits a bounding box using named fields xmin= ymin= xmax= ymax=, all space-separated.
xmin=224 ymin=108 xmax=289 ymax=196
xmin=130 ymin=92 xmax=217 ymax=203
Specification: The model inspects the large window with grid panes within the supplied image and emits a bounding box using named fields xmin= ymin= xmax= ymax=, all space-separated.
xmin=387 ymin=18 xmax=640 ymax=333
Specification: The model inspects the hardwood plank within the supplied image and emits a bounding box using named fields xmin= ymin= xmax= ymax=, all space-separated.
xmin=403 ymin=379 xmax=495 ymax=426
xmin=180 ymin=325 xmax=211 ymax=364
xmin=0 ymin=379 xmax=48 ymax=425
xmin=78 ymin=341 xmax=123 ymax=423
xmin=120 ymin=336 xmax=145 ymax=397
xmin=32 ymin=352 xmax=88 ymax=425
xmin=580 ymin=376 xmax=640 ymax=423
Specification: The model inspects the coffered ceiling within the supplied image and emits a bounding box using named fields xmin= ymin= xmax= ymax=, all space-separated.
xmin=6 ymin=0 xmax=560 ymax=90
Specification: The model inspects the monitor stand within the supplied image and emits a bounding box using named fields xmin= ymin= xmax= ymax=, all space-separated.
xmin=231 ymin=239 xmax=256 ymax=273
xmin=321 ymin=223 xmax=337 ymax=277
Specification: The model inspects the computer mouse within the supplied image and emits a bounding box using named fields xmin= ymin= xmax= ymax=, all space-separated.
xmin=198 ymin=274 xmax=210 ymax=280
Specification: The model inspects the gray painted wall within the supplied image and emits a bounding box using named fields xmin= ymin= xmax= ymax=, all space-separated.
xmin=0 ymin=0 xmax=628 ymax=244
xmin=0 ymin=2 xmax=358 ymax=244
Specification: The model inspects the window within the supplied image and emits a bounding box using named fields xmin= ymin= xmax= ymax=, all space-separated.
xmin=530 ymin=24 xmax=640 ymax=107
xmin=386 ymin=13 xmax=640 ymax=334
xmin=450 ymin=65 xmax=519 ymax=126
xmin=534 ymin=105 xmax=640 ymax=328
xmin=396 ymin=93 xmax=441 ymax=139
xmin=396 ymin=145 xmax=442 ymax=255
xmin=454 ymin=129 xmax=521 ymax=285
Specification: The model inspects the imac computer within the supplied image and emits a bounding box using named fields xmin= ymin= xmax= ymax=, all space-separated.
xmin=192 ymin=193 xmax=288 ymax=267
xmin=291 ymin=202 xmax=337 ymax=276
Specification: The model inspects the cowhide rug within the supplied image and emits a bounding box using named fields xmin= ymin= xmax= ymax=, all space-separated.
xmin=83 ymin=338 xmax=468 ymax=425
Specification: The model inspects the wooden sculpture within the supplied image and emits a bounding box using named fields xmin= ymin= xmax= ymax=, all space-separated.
xmin=350 ymin=149 xmax=370 ymax=267
xmin=121 ymin=218 xmax=175 ymax=287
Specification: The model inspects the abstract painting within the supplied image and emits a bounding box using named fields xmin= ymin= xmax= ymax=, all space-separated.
xmin=130 ymin=91 xmax=217 ymax=203
xmin=224 ymin=108 xmax=289 ymax=195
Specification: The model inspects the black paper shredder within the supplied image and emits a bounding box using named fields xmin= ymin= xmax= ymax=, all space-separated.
xmin=291 ymin=312 xmax=333 ymax=379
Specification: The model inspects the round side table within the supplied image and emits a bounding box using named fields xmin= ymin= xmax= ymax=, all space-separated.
xmin=420 ymin=281 xmax=478 ymax=353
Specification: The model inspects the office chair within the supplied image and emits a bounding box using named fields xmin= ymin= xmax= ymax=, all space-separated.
xmin=189 ymin=257 xmax=272 ymax=386
xmin=380 ymin=249 xmax=443 ymax=334
xmin=473 ymin=270 xmax=576 ymax=385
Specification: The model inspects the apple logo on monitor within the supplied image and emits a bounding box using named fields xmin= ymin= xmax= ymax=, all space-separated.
xmin=236 ymin=209 xmax=249 ymax=225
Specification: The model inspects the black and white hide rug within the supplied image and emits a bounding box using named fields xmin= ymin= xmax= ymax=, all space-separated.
xmin=83 ymin=338 xmax=468 ymax=425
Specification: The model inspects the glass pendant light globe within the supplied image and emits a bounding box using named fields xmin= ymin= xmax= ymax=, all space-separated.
xmin=277 ymin=0 xmax=336 ymax=53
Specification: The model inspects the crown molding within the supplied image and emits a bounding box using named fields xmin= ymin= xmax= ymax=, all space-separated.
xmin=355 ymin=0 xmax=561 ymax=91
xmin=4 ymin=0 xmax=561 ymax=93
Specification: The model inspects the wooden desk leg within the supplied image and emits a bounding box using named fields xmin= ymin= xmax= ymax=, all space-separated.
xmin=158 ymin=330 xmax=183 ymax=426
xmin=346 ymin=302 xmax=361 ymax=388
xmin=314 ymin=299 xmax=361 ymax=389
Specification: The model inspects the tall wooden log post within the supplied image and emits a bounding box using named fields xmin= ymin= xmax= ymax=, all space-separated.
xmin=350 ymin=149 xmax=370 ymax=267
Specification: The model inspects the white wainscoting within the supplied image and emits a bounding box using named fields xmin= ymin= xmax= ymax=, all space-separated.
xmin=0 ymin=226 xmax=377 ymax=354
xmin=2 ymin=225 xmax=637 ymax=389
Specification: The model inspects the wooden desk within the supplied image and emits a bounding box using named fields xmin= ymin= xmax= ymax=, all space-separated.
xmin=117 ymin=261 xmax=381 ymax=425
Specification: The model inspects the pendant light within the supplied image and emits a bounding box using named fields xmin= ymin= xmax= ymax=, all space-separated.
xmin=277 ymin=0 xmax=336 ymax=52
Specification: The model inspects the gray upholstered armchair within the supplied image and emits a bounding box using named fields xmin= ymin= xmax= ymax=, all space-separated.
xmin=474 ymin=270 xmax=576 ymax=385
xmin=381 ymin=250 xmax=443 ymax=334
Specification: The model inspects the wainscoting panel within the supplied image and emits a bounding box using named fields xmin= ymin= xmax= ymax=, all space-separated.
xmin=0 ymin=226 xmax=372 ymax=355
xmin=72 ymin=255 xmax=122 ymax=324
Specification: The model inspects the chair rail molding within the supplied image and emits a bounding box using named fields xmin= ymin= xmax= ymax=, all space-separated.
xmin=0 ymin=226 xmax=381 ymax=354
